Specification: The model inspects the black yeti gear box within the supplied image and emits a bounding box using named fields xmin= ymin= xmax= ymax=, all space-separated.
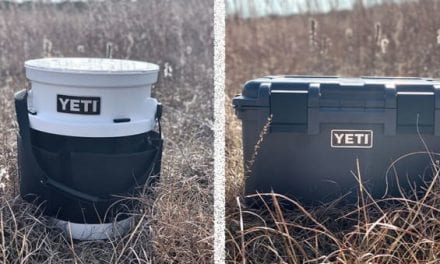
xmin=233 ymin=76 xmax=440 ymax=204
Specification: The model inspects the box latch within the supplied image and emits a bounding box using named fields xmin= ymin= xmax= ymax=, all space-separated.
xmin=307 ymin=83 xmax=398 ymax=135
xmin=397 ymin=85 xmax=435 ymax=134
xmin=270 ymin=83 xmax=308 ymax=132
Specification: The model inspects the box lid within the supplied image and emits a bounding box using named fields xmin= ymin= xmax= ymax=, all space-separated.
xmin=233 ymin=76 xmax=440 ymax=135
xmin=234 ymin=75 xmax=440 ymax=107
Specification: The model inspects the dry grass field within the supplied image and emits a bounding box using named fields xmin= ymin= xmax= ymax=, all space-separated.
xmin=0 ymin=1 xmax=213 ymax=263
xmin=226 ymin=0 xmax=440 ymax=263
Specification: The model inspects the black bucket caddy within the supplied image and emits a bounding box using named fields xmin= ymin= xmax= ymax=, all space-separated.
xmin=15 ymin=58 xmax=163 ymax=240
xmin=233 ymin=76 xmax=440 ymax=204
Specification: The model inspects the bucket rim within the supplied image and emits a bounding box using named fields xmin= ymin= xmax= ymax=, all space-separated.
xmin=25 ymin=57 xmax=159 ymax=75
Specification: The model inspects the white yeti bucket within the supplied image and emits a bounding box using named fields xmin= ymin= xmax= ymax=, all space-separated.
xmin=25 ymin=57 xmax=160 ymax=137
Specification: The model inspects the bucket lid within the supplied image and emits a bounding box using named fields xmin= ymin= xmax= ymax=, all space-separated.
xmin=25 ymin=58 xmax=160 ymax=87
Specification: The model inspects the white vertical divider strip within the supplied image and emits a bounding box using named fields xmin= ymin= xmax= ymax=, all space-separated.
xmin=214 ymin=0 xmax=225 ymax=263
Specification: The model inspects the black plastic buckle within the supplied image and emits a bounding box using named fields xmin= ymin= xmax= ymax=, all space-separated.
xmin=156 ymin=103 xmax=162 ymax=120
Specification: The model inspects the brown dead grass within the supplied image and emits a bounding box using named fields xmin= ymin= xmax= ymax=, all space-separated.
xmin=226 ymin=0 xmax=440 ymax=263
xmin=0 ymin=1 xmax=213 ymax=263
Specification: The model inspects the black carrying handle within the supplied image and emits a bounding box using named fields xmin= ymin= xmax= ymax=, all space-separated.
xmin=15 ymin=89 xmax=163 ymax=204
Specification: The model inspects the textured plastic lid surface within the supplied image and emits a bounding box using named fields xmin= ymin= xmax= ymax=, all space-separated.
xmin=25 ymin=57 xmax=159 ymax=74
xmin=25 ymin=58 xmax=160 ymax=87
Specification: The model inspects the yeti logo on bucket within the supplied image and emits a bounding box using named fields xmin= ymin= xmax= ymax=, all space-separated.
xmin=57 ymin=94 xmax=101 ymax=115
xmin=331 ymin=130 xmax=373 ymax=149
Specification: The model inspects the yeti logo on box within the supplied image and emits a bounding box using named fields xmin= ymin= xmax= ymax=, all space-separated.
xmin=57 ymin=94 xmax=101 ymax=115
xmin=331 ymin=130 xmax=373 ymax=149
